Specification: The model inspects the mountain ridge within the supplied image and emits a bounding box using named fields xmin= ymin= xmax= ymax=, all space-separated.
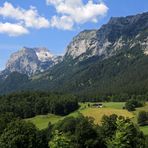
xmin=65 ymin=12 xmax=148 ymax=61
xmin=0 ymin=11 xmax=148 ymax=95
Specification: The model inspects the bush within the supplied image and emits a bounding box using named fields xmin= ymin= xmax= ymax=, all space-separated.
xmin=125 ymin=99 xmax=144 ymax=111
xmin=53 ymin=115 xmax=105 ymax=148
xmin=49 ymin=130 xmax=73 ymax=148
xmin=0 ymin=120 xmax=49 ymax=148
xmin=107 ymin=117 xmax=146 ymax=148
xmin=138 ymin=111 xmax=148 ymax=125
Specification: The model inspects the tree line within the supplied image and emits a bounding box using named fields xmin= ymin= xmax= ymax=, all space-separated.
xmin=78 ymin=93 xmax=148 ymax=102
xmin=0 ymin=91 xmax=79 ymax=118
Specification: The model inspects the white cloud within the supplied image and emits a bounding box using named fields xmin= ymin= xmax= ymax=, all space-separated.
xmin=0 ymin=22 xmax=29 ymax=36
xmin=0 ymin=1 xmax=108 ymax=36
xmin=47 ymin=0 xmax=108 ymax=30
xmin=0 ymin=2 xmax=50 ymax=36
xmin=0 ymin=2 xmax=49 ymax=29
xmin=50 ymin=15 xmax=74 ymax=30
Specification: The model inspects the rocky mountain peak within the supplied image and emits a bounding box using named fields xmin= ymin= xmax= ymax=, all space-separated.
xmin=6 ymin=47 xmax=39 ymax=76
xmin=3 ymin=47 xmax=63 ymax=77
xmin=34 ymin=47 xmax=53 ymax=62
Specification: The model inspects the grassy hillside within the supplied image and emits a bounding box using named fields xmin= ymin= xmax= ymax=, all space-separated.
xmin=26 ymin=102 xmax=129 ymax=128
xmin=26 ymin=114 xmax=62 ymax=130
xmin=26 ymin=102 xmax=148 ymax=135
xmin=80 ymin=108 xmax=133 ymax=125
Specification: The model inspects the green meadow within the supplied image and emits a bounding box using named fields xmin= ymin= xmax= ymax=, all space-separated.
xmin=26 ymin=102 xmax=148 ymax=135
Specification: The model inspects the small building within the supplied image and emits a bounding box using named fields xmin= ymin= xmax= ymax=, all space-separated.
xmin=92 ymin=103 xmax=103 ymax=108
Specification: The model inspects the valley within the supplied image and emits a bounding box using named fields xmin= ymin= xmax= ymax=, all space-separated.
xmin=0 ymin=9 xmax=147 ymax=147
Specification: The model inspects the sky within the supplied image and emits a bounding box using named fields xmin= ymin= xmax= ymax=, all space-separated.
xmin=0 ymin=0 xmax=148 ymax=70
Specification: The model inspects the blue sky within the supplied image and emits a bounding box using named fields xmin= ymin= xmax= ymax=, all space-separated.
xmin=0 ymin=0 xmax=148 ymax=70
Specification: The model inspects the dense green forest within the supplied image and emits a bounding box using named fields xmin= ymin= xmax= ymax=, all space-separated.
xmin=0 ymin=92 xmax=79 ymax=118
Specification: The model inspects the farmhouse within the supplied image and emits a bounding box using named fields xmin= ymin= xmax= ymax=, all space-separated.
xmin=92 ymin=103 xmax=103 ymax=108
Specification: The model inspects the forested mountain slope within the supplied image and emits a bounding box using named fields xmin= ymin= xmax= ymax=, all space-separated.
xmin=0 ymin=12 xmax=148 ymax=96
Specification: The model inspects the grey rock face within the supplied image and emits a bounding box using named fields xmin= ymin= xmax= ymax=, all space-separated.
xmin=65 ymin=12 xmax=148 ymax=61
xmin=64 ymin=28 xmax=114 ymax=61
xmin=6 ymin=47 xmax=39 ymax=76
xmin=65 ymin=30 xmax=99 ymax=59
xmin=4 ymin=47 xmax=63 ymax=77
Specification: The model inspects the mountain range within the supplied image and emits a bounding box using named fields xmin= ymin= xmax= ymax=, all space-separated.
xmin=0 ymin=12 xmax=148 ymax=96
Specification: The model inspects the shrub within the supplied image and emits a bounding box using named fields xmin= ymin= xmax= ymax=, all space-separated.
xmin=138 ymin=111 xmax=148 ymax=125
xmin=125 ymin=99 xmax=144 ymax=111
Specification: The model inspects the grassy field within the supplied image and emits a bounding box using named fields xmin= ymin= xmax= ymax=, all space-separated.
xmin=26 ymin=102 xmax=131 ymax=129
xmin=102 ymin=102 xmax=125 ymax=109
xmin=80 ymin=107 xmax=133 ymax=125
xmin=26 ymin=114 xmax=62 ymax=130
xmin=26 ymin=102 xmax=148 ymax=135
xmin=140 ymin=126 xmax=148 ymax=135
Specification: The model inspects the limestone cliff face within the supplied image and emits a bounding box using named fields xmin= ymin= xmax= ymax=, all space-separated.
xmin=65 ymin=12 xmax=148 ymax=61
xmin=6 ymin=48 xmax=39 ymax=76
xmin=3 ymin=47 xmax=63 ymax=77
xmin=65 ymin=30 xmax=99 ymax=59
